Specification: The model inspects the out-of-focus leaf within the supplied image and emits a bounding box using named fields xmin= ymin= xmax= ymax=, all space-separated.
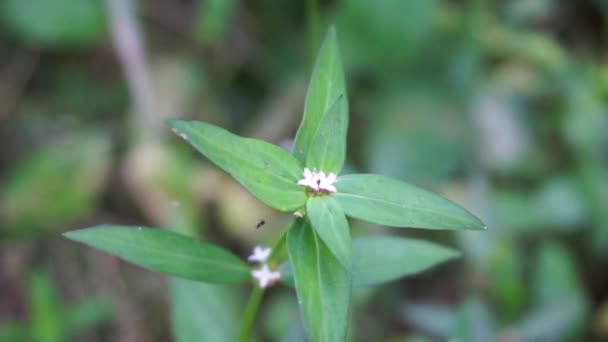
xmin=334 ymin=174 xmax=485 ymax=230
xmin=2 ymin=0 xmax=105 ymax=47
xmin=528 ymin=241 xmax=588 ymax=340
xmin=1 ymin=132 xmax=111 ymax=237
xmin=194 ymin=0 xmax=237 ymax=45
xmin=0 ymin=322 xmax=28 ymax=342
xmin=306 ymin=95 xmax=347 ymax=174
xmin=335 ymin=0 xmax=437 ymax=71
xmin=365 ymin=91 xmax=469 ymax=183
xmin=62 ymin=297 xmax=112 ymax=336
xmin=513 ymin=296 xmax=587 ymax=342
xmin=577 ymin=159 xmax=608 ymax=256
xmin=64 ymin=226 xmax=250 ymax=284
xmin=287 ymin=219 xmax=351 ymax=341
xmin=168 ymin=120 xmax=306 ymax=212
xmin=562 ymin=71 xmax=607 ymax=152
xmin=293 ymin=28 xmax=347 ymax=164
xmin=169 ymin=278 xmax=239 ymax=342
xmin=533 ymin=242 xmax=583 ymax=305
xmin=402 ymin=303 xmax=455 ymax=339
xmin=487 ymin=241 xmax=525 ymax=321
xmin=353 ymin=235 xmax=459 ymax=286
xmin=449 ymin=297 xmax=495 ymax=342
xmin=307 ymin=196 xmax=351 ymax=270
xmin=533 ymin=177 xmax=586 ymax=230
xmin=506 ymin=0 xmax=556 ymax=25
xmin=29 ymin=272 xmax=64 ymax=342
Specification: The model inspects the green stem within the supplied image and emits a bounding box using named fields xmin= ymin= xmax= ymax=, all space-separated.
xmin=237 ymin=286 xmax=264 ymax=342
xmin=237 ymin=231 xmax=288 ymax=342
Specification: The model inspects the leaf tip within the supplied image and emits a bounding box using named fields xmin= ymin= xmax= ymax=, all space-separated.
xmin=62 ymin=228 xmax=87 ymax=242
xmin=167 ymin=119 xmax=191 ymax=141
xmin=167 ymin=119 xmax=187 ymax=131
xmin=328 ymin=25 xmax=336 ymax=35
xmin=322 ymin=25 xmax=338 ymax=46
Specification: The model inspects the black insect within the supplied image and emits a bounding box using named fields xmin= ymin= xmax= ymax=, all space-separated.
xmin=256 ymin=220 xmax=265 ymax=229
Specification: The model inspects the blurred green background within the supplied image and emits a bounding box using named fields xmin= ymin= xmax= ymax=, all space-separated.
xmin=1 ymin=0 xmax=607 ymax=341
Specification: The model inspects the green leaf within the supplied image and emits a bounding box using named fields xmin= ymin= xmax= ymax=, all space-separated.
xmin=2 ymin=132 xmax=111 ymax=237
xmin=194 ymin=0 xmax=237 ymax=45
xmin=287 ymin=219 xmax=351 ymax=341
xmin=0 ymin=322 xmax=28 ymax=342
xmin=168 ymin=120 xmax=307 ymax=212
xmin=352 ymin=235 xmax=459 ymax=286
xmin=333 ymin=174 xmax=485 ymax=230
xmin=307 ymin=95 xmax=348 ymax=174
xmin=170 ymin=278 xmax=238 ymax=342
xmin=532 ymin=242 xmax=588 ymax=340
xmin=64 ymin=226 xmax=250 ymax=284
xmin=29 ymin=271 xmax=64 ymax=342
xmin=281 ymin=235 xmax=458 ymax=287
xmin=2 ymin=0 xmax=105 ymax=47
xmin=307 ymin=196 xmax=351 ymax=270
xmin=293 ymin=27 xmax=348 ymax=164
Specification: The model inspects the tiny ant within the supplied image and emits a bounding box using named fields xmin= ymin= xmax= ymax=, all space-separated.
xmin=256 ymin=220 xmax=265 ymax=229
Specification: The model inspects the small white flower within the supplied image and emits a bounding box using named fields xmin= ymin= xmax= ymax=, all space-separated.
xmin=248 ymin=246 xmax=271 ymax=263
xmin=297 ymin=168 xmax=319 ymax=191
xmin=293 ymin=210 xmax=304 ymax=218
xmin=317 ymin=171 xmax=337 ymax=193
xmin=251 ymin=264 xmax=281 ymax=288
xmin=297 ymin=168 xmax=337 ymax=193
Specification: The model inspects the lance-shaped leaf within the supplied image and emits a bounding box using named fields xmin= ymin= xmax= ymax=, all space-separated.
xmin=307 ymin=95 xmax=347 ymax=174
xmin=64 ymin=226 xmax=250 ymax=284
xmin=353 ymin=235 xmax=459 ymax=286
xmin=334 ymin=174 xmax=485 ymax=230
xmin=293 ymin=27 xmax=347 ymax=164
xmin=168 ymin=120 xmax=306 ymax=212
xmin=307 ymin=195 xmax=351 ymax=270
xmin=287 ymin=219 xmax=351 ymax=342
xmin=281 ymin=235 xmax=458 ymax=287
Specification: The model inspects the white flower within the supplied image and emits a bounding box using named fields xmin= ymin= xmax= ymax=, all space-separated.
xmin=297 ymin=168 xmax=337 ymax=193
xmin=297 ymin=168 xmax=320 ymax=191
xmin=317 ymin=171 xmax=337 ymax=193
xmin=251 ymin=264 xmax=281 ymax=288
xmin=248 ymin=246 xmax=271 ymax=263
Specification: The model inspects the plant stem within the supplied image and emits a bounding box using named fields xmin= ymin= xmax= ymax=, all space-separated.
xmin=237 ymin=231 xmax=288 ymax=341
xmin=237 ymin=286 xmax=264 ymax=342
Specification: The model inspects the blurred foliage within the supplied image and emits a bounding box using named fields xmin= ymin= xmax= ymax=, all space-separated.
xmin=1 ymin=0 xmax=607 ymax=341
xmin=0 ymin=271 xmax=112 ymax=342
xmin=2 ymin=0 xmax=106 ymax=47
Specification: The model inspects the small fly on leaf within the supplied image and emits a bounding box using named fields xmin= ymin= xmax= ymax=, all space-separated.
xmin=256 ymin=220 xmax=265 ymax=229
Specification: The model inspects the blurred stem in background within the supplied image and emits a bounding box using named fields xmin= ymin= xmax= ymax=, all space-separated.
xmin=105 ymin=0 xmax=158 ymax=141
